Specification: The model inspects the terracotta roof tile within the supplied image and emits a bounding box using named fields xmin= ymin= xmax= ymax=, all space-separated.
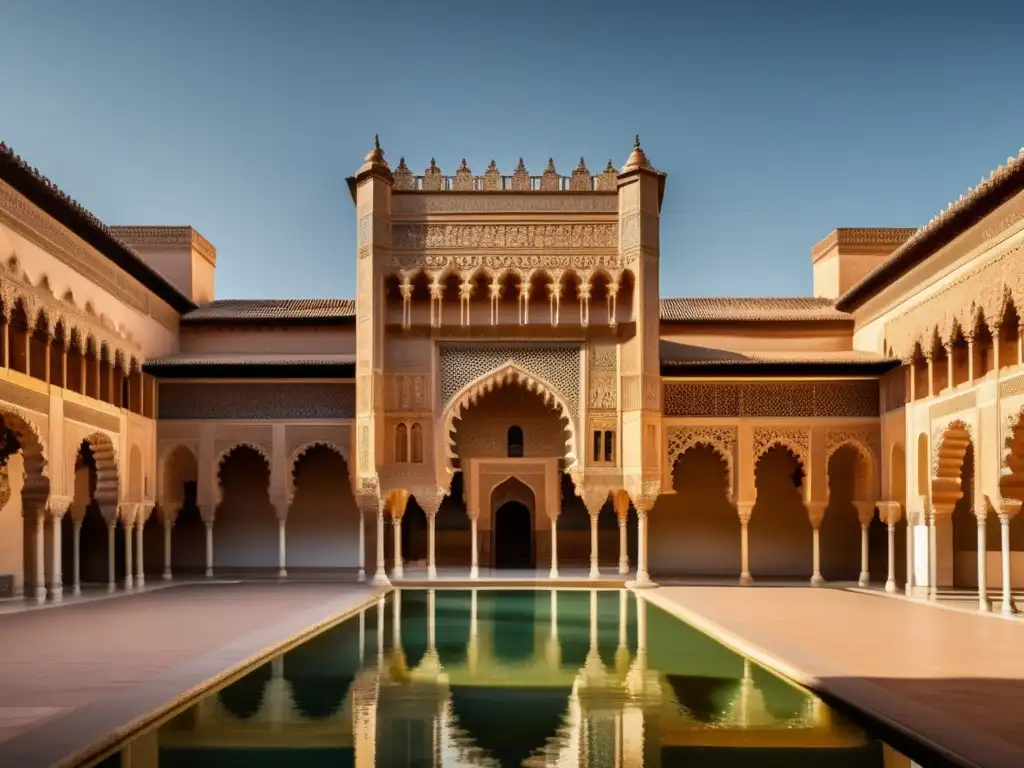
xmin=658 ymin=297 xmax=850 ymax=322
xmin=181 ymin=299 xmax=356 ymax=323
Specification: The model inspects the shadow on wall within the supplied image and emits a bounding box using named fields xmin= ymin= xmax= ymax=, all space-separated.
xmin=751 ymin=447 xmax=812 ymax=579
xmin=289 ymin=445 xmax=360 ymax=570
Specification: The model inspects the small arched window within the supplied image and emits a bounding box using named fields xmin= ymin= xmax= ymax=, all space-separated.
xmin=410 ymin=423 xmax=424 ymax=463
xmin=395 ymin=423 xmax=409 ymax=463
xmin=507 ymin=425 xmax=524 ymax=458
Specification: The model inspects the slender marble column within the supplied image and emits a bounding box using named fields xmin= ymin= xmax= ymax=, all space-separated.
xmin=277 ymin=517 xmax=288 ymax=579
xmin=1000 ymin=504 xmax=1019 ymax=615
xmin=204 ymin=519 xmax=214 ymax=578
xmin=162 ymin=515 xmax=173 ymax=580
xmin=392 ymin=516 xmax=403 ymax=580
xmin=427 ymin=512 xmax=437 ymax=580
xmin=632 ymin=508 xmax=652 ymax=586
xmin=976 ymin=510 xmax=991 ymax=612
xmin=886 ymin=517 xmax=897 ymax=593
xmin=123 ymin=517 xmax=134 ymax=589
xmin=589 ymin=512 xmax=600 ymax=579
xmin=72 ymin=519 xmax=82 ymax=595
xmin=106 ymin=520 xmax=117 ymax=592
xmin=549 ymin=517 xmax=559 ymax=579
xmin=928 ymin=509 xmax=938 ymax=600
xmin=135 ymin=517 xmax=145 ymax=588
xmin=358 ymin=609 xmax=365 ymax=665
xmin=357 ymin=508 xmax=366 ymax=582
xmin=372 ymin=500 xmax=390 ymax=586
xmin=738 ymin=501 xmax=754 ymax=585
xmin=469 ymin=515 xmax=479 ymax=579
xmin=858 ymin=523 xmax=871 ymax=586
xmin=33 ymin=508 xmax=46 ymax=603
xmin=808 ymin=502 xmax=826 ymax=587
xmin=618 ymin=516 xmax=629 ymax=575
xmin=49 ymin=505 xmax=65 ymax=601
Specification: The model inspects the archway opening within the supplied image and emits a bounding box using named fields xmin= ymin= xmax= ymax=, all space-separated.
xmin=216 ymin=445 xmax=274 ymax=573
xmin=751 ymin=445 xmax=810 ymax=579
xmin=289 ymin=445 xmax=358 ymax=571
xmin=74 ymin=440 xmax=125 ymax=585
xmin=822 ymin=445 xmax=868 ymax=581
xmin=401 ymin=497 xmax=428 ymax=566
xmin=653 ymin=444 xmax=734 ymax=576
xmin=163 ymin=446 xmax=203 ymax=574
xmin=493 ymin=501 xmax=533 ymax=569
xmin=951 ymin=443 xmax=978 ymax=589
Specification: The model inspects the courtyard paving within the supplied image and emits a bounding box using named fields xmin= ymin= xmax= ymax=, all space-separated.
xmin=0 ymin=582 xmax=382 ymax=768
xmin=645 ymin=585 xmax=1024 ymax=768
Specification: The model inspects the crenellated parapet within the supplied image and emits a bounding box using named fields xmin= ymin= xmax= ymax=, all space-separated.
xmin=392 ymin=156 xmax=621 ymax=193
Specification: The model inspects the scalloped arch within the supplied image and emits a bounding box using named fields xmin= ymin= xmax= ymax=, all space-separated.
xmin=666 ymin=427 xmax=735 ymax=498
xmin=441 ymin=361 xmax=578 ymax=480
xmin=216 ymin=442 xmax=272 ymax=477
xmin=80 ymin=432 xmax=120 ymax=505
xmin=0 ymin=406 xmax=50 ymax=500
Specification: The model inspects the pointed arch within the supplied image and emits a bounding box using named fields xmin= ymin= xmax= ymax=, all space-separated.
xmin=441 ymin=361 xmax=578 ymax=480
xmin=0 ymin=407 xmax=49 ymax=500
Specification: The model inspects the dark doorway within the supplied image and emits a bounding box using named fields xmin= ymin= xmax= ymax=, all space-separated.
xmin=493 ymin=502 xmax=534 ymax=568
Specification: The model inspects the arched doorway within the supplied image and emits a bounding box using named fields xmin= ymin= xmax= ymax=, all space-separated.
xmin=493 ymin=501 xmax=534 ymax=569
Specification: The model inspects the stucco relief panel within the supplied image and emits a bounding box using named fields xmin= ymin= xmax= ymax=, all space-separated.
xmin=666 ymin=425 xmax=737 ymax=492
xmin=439 ymin=346 xmax=582 ymax=419
xmin=752 ymin=427 xmax=810 ymax=468
xmin=663 ymin=380 xmax=879 ymax=418
xmin=588 ymin=341 xmax=617 ymax=412
xmin=386 ymin=373 xmax=430 ymax=412
xmin=158 ymin=382 xmax=355 ymax=420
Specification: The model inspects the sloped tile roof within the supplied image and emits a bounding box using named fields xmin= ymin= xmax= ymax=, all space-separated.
xmin=181 ymin=299 xmax=356 ymax=323
xmin=0 ymin=141 xmax=197 ymax=313
xmin=658 ymin=297 xmax=850 ymax=322
xmin=837 ymin=146 xmax=1024 ymax=311
xmin=145 ymin=353 xmax=356 ymax=367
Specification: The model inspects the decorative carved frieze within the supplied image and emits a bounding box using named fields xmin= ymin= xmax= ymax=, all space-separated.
xmin=824 ymin=426 xmax=880 ymax=461
xmin=158 ymin=383 xmax=356 ymax=420
xmin=666 ymin=425 xmax=737 ymax=491
xmin=752 ymin=427 xmax=810 ymax=467
xmin=1000 ymin=372 xmax=1024 ymax=399
xmin=928 ymin=390 xmax=978 ymax=422
xmin=588 ymin=342 xmax=617 ymax=412
xmin=663 ymin=380 xmax=879 ymax=418
xmin=386 ymin=373 xmax=430 ymax=412
xmin=392 ymin=193 xmax=619 ymax=215
xmin=439 ymin=346 xmax=581 ymax=419
xmin=391 ymin=223 xmax=617 ymax=251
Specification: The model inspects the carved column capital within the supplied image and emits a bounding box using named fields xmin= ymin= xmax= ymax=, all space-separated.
xmin=807 ymin=501 xmax=828 ymax=528
xmin=612 ymin=489 xmax=630 ymax=521
xmin=48 ymin=495 xmax=73 ymax=519
xmin=198 ymin=503 xmax=217 ymax=523
xmin=1000 ymin=498 xmax=1022 ymax=522
xmin=878 ymin=500 xmax=902 ymax=525
xmin=583 ymin=488 xmax=610 ymax=518
xmin=414 ymin=487 xmax=446 ymax=518
xmin=271 ymin=495 xmax=290 ymax=521
xmin=736 ymin=501 xmax=754 ymax=523
xmin=99 ymin=502 xmax=120 ymax=524
xmin=852 ymin=500 xmax=877 ymax=526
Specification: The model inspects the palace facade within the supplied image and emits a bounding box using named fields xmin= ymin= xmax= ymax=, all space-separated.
xmin=2 ymin=136 xmax=1024 ymax=611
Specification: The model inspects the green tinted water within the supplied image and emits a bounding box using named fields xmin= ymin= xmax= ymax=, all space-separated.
xmin=97 ymin=589 xmax=909 ymax=767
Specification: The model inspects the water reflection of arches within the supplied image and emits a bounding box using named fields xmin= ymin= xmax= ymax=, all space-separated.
xmin=159 ymin=589 xmax=875 ymax=768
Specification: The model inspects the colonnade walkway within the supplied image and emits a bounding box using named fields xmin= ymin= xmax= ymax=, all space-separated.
xmin=645 ymin=585 xmax=1024 ymax=768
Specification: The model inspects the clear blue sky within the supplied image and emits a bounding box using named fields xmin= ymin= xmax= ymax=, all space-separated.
xmin=2 ymin=0 xmax=1021 ymax=300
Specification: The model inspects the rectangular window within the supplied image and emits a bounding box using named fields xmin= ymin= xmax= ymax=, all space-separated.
xmin=593 ymin=430 xmax=602 ymax=463
xmin=604 ymin=430 xmax=615 ymax=463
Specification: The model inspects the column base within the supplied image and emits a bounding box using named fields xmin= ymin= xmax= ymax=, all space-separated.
xmin=49 ymin=585 xmax=63 ymax=602
xmin=125 ymin=576 xmax=134 ymax=589
xmin=470 ymin=566 xmax=479 ymax=579
xmin=137 ymin=576 xmax=145 ymax=588
xmin=277 ymin=569 xmax=288 ymax=581
xmin=810 ymin=574 xmax=825 ymax=587
xmin=371 ymin=572 xmax=392 ymax=587
xmin=33 ymin=586 xmax=46 ymax=604
xmin=1001 ymin=601 xmax=1019 ymax=616
xmin=857 ymin=572 xmax=869 ymax=587
xmin=739 ymin=573 xmax=754 ymax=586
xmin=427 ymin=565 xmax=438 ymax=580
xmin=549 ymin=568 xmax=559 ymax=579
xmin=589 ymin=565 xmax=600 ymax=579
xmin=107 ymin=583 xmax=117 ymax=594
xmin=72 ymin=584 xmax=81 ymax=596
xmin=392 ymin=567 xmax=404 ymax=580
xmin=205 ymin=568 xmax=214 ymax=578
xmin=884 ymin=579 xmax=896 ymax=593
xmin=618 ymin=560 xmax=629 ymax=575
xmin=626 ymin=573 xmax=658 ymax=589
xmin=978 ymin=597 xmax=991 ymax=613
xmin=162 ymin=570 xmax=172 ymax=581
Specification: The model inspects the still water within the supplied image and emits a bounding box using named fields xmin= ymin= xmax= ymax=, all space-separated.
xmin=96 ymin=589 xmax=912 ymax=768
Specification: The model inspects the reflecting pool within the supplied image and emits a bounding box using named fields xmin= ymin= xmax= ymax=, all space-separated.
xmin=95 ymin=589 xmax=912 ymax=767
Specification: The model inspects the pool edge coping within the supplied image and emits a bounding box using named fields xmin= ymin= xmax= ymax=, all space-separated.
xmin=57 ymin=584 xmax=391 ymax=768
xmin=636 ymin=588 xmax=988 ymax=768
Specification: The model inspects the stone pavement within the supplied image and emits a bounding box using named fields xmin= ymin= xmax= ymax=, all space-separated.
xmin=0 ymin=582 xmax=382 ymax=768
xmin=644 ymin=585 xmax=1024 ymax=768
